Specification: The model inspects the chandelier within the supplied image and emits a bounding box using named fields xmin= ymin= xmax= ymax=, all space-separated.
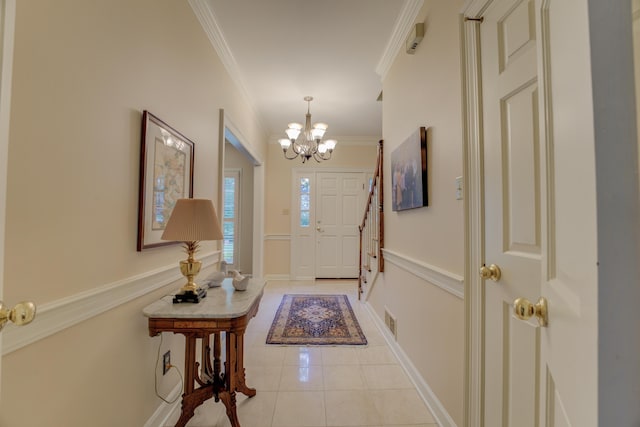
xmin=278 ymin=96 xmax=337 ymax=163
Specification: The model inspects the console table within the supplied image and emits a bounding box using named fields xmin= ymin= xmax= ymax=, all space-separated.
xmin=143 ymin=277 xmax=266 ymax=427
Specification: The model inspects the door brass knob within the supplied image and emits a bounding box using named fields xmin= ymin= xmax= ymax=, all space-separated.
xmin=0 ymin=301 xmax=36 ymax=332
xmin=513 ymin=297 xmax=548 ymax=327
xmin=479 ymin=264 xmax=501 ymax=281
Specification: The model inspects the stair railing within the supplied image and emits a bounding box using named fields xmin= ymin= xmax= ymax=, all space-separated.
xmin=358 ymin=140 xmax=384 ymax=299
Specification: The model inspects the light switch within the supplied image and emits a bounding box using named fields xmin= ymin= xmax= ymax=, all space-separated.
xmin=282 ymin=208 xmax=290 ymax=215
xmin=455 ymin=176 xmax=463 ymax=200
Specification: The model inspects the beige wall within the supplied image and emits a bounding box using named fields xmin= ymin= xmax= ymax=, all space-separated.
xmin=225 ymin=142 xmax=254 ymax=274
xmin=264 ymin=141 xmax=378 ymax=276
xmin=1 ymin=1 xmax=265 ymax=426
xmin=370 ymin=0 xmax=465 ymax=424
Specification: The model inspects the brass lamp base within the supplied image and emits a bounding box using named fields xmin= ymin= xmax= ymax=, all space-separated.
xmin=172 ymin=257 xmax=207 ymax=304
xmin=173 ymin=287 xmax=207 ymax=304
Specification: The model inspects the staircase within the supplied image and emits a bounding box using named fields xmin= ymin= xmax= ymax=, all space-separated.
xmin=358 ymin=140 xmax=384 ymax=300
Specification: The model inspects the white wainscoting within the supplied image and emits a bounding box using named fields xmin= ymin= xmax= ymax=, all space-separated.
xmin=264 ymin=234 xmax=291 ymax=280
xmin=364 ymin=301 xmax=458 ymax=427
xmin=2 ymin=252 xmax=221 ymax=355
xmin=382 ymin=248 xmax=464 ymax=299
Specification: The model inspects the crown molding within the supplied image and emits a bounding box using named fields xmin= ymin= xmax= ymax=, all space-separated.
xmin=375 ymin=0 xmax=424 ymax=81
xmin=188 ymin=0 xmax=266 ymax=133
xmin=189 ymin=0 xmax=246 ymax=100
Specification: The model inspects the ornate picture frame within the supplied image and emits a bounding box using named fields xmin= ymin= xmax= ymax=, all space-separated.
xmin=137 ymin=111 xmax=195 ymax=250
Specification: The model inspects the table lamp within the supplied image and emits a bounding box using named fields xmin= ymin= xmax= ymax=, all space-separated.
xmin=161 ymin=198 xmax=223 ymax=303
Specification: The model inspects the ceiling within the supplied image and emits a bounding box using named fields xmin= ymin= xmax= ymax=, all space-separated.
xmin=199 ymin=0 xmax=413 ymax=143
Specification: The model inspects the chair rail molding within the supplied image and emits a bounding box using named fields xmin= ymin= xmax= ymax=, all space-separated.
xmin=264 ymin=234 xmax=291 ymax=241
xmin=2 ymin=251 xmax=221 ymax=355
xmin=382 ymin=249 xmax=464 ymax=299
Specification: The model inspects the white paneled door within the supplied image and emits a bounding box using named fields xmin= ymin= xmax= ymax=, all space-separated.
xmin=0 ymin=0 xmax=17 ymax=390
xmin=477 ymin=0 xmax=597 ymax=425
xmin=315 ymin=172 xmax=364 ymax=279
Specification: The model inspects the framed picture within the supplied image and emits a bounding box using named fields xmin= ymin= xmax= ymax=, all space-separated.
xmin=391 ymin=127 xmax=428 ymax=211
xmin=137 ymin=111 xmax=195 ymax=250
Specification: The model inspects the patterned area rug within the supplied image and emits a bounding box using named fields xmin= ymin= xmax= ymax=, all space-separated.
xmin=266 ymin=294 xmax=367 ymax=345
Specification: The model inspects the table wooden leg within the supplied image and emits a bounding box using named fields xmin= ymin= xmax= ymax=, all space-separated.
xmin=201 ymin=333 xmax=214 ymax=384
xmin=213 ymin=332 xmax=222 ymax=402
xmin=184 ymin=334 xmax=197 ymax=395
xmin=235 ymin=331 xmax=256 ymax=397
xmin=175 ymin=387 xmax=214 ymax=427
xmin=219 ymin=390 xmax=241 ymax=427
xmin=175 ymin=334 xmax=197 ymax=427
xmin=213 ymin=333 xmax=221 ymax=379
xmin=225 ymin=331 xmax=238 ymax=392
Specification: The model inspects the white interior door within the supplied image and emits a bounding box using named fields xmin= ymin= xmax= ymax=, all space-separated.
xmin=481 ymin=1 xmax=542 ymax=424
xmin=0 ymin=0 xmax=16 ymax=391
xmin=315 ymin=172 xmax=363 ymax=278
xmin=479 ymin=0 xmax=597 ymax=425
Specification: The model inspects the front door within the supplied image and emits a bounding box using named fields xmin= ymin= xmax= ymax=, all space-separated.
xmin=315 ymin=172 xmax=364 ymax=278
xmin=476 ymin=0 xmax=597 ymax=425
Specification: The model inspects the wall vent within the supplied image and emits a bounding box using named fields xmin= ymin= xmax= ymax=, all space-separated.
xmin=406 ymin=22 xmax=425 ymax=54
xmin=384 ymin=307 xmax=397 ymax=339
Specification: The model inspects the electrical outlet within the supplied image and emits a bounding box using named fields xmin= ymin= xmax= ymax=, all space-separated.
xmin=163 ymin=350 xmax=171 ymax=375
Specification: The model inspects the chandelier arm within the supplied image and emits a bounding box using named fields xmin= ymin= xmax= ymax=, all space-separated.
xmin=313 ymin=149 xmax=332 ymax=162
xmin=291 ymin=141 xmax=302 ymax=155
xmin=283 ymin=148 xmax=300 ymax=160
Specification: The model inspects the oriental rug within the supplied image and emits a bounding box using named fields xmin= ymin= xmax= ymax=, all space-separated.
xmin=266 ymin=294 xmax=367 ymax=345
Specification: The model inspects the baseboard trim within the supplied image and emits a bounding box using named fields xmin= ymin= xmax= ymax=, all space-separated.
xmin=2 ymin=252 xmax=221 ymax=355
xmin=143 ymin=383 xmax=182 ymax=427
xmin=382 ymin=248 xmax=464 ymax=299
xmin=364 ymin=301 xmax=458 ymax=427
xmin=264 ymin=274 xmax=291 ymax=281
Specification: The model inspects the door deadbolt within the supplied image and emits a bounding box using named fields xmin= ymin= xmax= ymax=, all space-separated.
xmin=0 ymin=301 xmax=36 ymax=332
xmin=479 ymin=264 xmax=501 ymax=281
xmin=513 ymin=297 xmax=548 ymax=327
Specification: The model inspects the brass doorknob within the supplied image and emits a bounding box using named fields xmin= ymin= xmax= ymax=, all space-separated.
xmin=513 ymin=297 xmax=548 ymax=327
xmin=479 ymin=264 xmax=501 ymax=281
xmin=0 ymin=301 xmax=37 ymax=332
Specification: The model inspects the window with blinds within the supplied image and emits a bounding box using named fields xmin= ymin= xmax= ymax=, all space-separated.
xmin=223 ymin=170 xmax=240 ymax=266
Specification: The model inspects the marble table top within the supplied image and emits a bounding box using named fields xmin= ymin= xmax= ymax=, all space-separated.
xmin=143 ymin=277 xmax=266 ymax=319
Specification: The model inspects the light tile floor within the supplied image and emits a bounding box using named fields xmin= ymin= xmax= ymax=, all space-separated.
xmin=165 ymin=280 xmax=438 ymax=427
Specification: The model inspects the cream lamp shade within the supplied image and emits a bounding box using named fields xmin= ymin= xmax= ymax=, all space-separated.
xmin=161 ymin=198 xmax=223 ymax=242
xmin=161 ymin=199 xmax=223 ymax=303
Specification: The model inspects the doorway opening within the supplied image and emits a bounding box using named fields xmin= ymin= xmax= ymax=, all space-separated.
xmin=219 ymin=110 xmax=263 ymax=277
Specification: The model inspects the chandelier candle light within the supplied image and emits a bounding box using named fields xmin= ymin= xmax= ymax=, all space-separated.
xmin=278 ymin=96 xmax=337 ymax=163
xmin=161 ymin=198 xmax=224 ymax=304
